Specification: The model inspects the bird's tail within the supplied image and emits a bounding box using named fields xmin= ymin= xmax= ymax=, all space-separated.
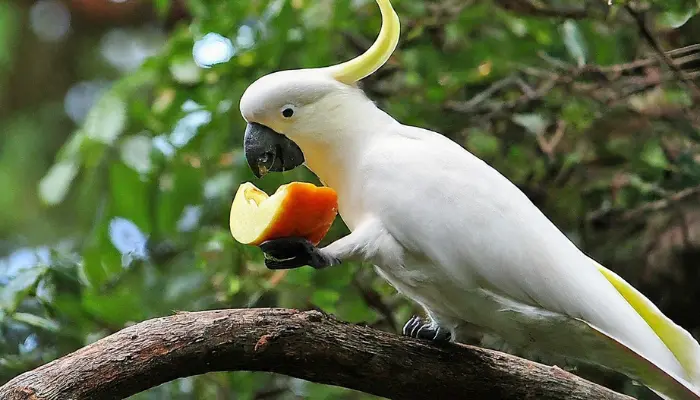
xmin=592 ymin=259 xmax=700 ymax=399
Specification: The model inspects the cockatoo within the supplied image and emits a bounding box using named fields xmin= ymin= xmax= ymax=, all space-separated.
xmin=237 ymin=0 xmax=700 ymax=398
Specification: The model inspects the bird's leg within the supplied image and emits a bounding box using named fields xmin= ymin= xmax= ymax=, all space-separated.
xmin=259 ymin=237 xmax=339 ymax=270
xmin=258 ymin=218 xmax=384 ymax=270
xmin=402 ymin=315 xmax=452 ymax=343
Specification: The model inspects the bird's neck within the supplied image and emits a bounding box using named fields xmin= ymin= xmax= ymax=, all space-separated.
xmin=295 ymin=97 xmax=397 ymax=224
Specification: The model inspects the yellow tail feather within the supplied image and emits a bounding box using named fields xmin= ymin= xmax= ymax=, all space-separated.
xmin=594 ymin=260 xmax=700 ymax=385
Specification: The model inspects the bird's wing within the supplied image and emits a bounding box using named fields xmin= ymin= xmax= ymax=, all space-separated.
xmin=363 ymin=126 xmax=700 ymax=398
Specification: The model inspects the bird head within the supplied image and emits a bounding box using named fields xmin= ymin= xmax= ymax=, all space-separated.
xmin=238 ymin=0 xmax=400 ymax=178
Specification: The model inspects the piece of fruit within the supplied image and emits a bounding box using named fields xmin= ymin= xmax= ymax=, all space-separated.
xmin=229 ymin=181 xmax=338 ymax=246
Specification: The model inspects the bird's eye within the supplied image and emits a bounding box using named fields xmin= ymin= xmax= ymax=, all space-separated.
xmin=281 ymin=105 xmax=295 ymax=118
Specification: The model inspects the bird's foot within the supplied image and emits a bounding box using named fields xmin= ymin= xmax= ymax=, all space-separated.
xmin=259 ymin=237 xmax=340 ymax=270
xmin=402 ymin=315 xmax=452 ymax=343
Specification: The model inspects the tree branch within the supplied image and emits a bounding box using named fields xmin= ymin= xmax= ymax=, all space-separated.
xmin=588 ymin=183 xmax=700 ymax=223
xmin=493 ymin=0 xmax=590 ymax=19
xmin=0 ymin=308 xmax=633 ymax=400
xmin=625 ymin=5 xmax=700 ymax=102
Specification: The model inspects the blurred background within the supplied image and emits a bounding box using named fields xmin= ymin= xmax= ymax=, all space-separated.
xmin=1 ymin=0 xmax=700 ymax=398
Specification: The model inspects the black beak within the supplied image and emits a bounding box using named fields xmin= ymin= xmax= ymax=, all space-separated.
xmin=243 ymin=122 xmax=305 ymax=178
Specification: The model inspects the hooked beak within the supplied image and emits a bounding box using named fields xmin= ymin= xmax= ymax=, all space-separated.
xmin=243 ymin=122 xmax=305 ymax=178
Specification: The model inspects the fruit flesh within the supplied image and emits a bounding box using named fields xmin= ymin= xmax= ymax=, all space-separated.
xmin=229 ymin=182 xmax=338 ymax=246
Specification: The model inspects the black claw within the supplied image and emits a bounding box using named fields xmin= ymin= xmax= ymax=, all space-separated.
xmin=259 ymin=237 xmax=338 ymax=270
xmin=402 ymin=315 xmax=420 ymax=336
xmin=430 ymin=326 xmax=452 ymax=342
xmin=401 ymin=315 xmax=451 ymax=343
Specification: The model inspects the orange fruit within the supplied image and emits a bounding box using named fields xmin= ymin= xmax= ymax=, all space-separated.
xmin=229 ymin=182 xmax=338 ymax=246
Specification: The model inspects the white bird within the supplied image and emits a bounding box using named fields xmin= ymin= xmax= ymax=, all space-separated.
xmin=235 ymin=1 xmax=700 ymax=398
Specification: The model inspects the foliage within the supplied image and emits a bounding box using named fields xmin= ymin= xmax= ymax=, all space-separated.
xmin=1 ymin=0 xmax=700 ymax=398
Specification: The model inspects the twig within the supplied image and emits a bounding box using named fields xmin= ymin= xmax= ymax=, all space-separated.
xmin=587 ymin=184 xmax=700 ymax=223
xmin=667 ymin=44 xmax=700 ymax=57
xmin=538 ymin=51 xmax=574 ymax=70
xmin=537 ymin=120 xmax=567 ymax=160
xmin=514 ymin=76 xmax=538 ymax=97
xmin=625 ymin=5 xmax=700 ymax=102
xmin=447 ymin=44 xmax=700 ymax=119
xmin=599 ymin=48 xmax=700 ymax=76
xmin=493 ymin=0 xmax=590 ymax=20
xmin=445 ymin=75 xmax=519 ymax=112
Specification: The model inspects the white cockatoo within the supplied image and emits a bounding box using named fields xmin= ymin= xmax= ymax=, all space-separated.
xmin=237 ymin=1 xmax=700 ymax=398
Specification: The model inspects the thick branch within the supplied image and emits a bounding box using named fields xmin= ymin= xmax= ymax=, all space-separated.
xmin=0 ymin=308 xmax=632 ymax=400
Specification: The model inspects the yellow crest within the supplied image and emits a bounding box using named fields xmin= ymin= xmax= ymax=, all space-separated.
xmin=323 ymin=0 xmax=400 ymax=84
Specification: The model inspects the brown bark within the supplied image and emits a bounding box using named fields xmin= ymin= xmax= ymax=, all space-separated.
xmin=0 ymin=308 xmax=632 ymax=400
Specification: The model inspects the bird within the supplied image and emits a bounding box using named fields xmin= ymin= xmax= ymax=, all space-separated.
xmin=235 ymin=1 xmax=700 ymax=398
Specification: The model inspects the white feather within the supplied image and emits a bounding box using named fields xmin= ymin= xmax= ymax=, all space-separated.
xmin=310 ymin=118 xmax=700 ymax=399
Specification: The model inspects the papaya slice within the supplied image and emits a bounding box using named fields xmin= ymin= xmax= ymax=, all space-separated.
xmin=229 ymin=182 xmax=338 ymax=246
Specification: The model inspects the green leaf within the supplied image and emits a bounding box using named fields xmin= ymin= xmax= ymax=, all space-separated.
xmin=120 ymin=134 xmax=153 ymax=174
xmin=56 ymin=130 xmax=87 ymax=161
xmin=512 ymin=113 xmax=549 ymax=136
xmin=657 ymin=8 xmax=698 ymax=29
xmin=466 ymin=130 xmax=501 ymax=158
xmin=641 ymin=142 xmax=669 ymax=169
xmin=561 ymin=20 xmax=587 ymax=67
xmin=81 ymin=243 xmax=110 ymax=288
xmin=108 ymin=217 xmax=148 ymax=262
xmin=169 ymin=57 xmax=202 ymax=85
xmin=83 ymin=91 xmax=127 ymax=145
xmin=38 ymin=160 xmax=79 ymax=206
xmin=12 ymin=312 xmax=60 ymax=332
xmin=228 ymin=276 xmax=241 ymax=295
xmin=81 ymin=201 xmax=129 ymax=287
xmin=109 ymin=162 xmax=151 ymax=233
xmin=0 ymin=266 xmax=47 ymax=313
